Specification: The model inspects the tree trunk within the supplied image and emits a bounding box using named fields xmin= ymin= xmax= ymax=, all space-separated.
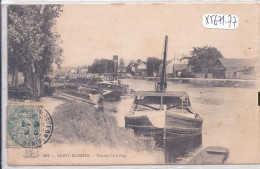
xmin=23 ymin=72 xmax=27 ymax=86
xmin=31 ymin=63 xmax=40 ymax=100
xmin=34 ymin=63 xmax=42 ymax=101
xmin=31 ymin=64 xmax=36 ymax=100
xmin=11 ymin=71 xmax=15 ymax=85
xmin=27 ymin=63 xmax=43 ymax=101
xmin=15 ymin=71 xmax=18 ymax=85
xmin=11 ymin=67 xmax=18 ymax=86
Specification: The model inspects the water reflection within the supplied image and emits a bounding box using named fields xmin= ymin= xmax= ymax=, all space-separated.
xmin=154 ymin=134 xmax=202 ymax=164
xmin=98 ymin=98 xmax=202 ymax=164
xmin=95 ymin=79 xmax=259 ymax=163
xmin=98 ymin=100 xmax=118 ymax=113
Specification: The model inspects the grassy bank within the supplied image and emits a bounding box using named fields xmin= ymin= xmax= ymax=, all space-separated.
xmin=50 ymin=101 xmax=154 ymax=151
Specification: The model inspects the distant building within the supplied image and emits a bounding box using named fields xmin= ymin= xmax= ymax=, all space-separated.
xmin=135 ymin=63 xmax=148 ymax=77
xmin=164 ymin=59 xmax=188 ymax=77
xmin=212 ymin=58 xmax=256 ymax=79
xmin=67 ymin=68 xmax=78 ymax=76
xmin=194 ymin=72 xmax=213 ymax=79
xmin=78 ymin=68 xmax=88 ymax=76
xmin=118 ymin=66 xmax=127 ymax=78
xmin=173 ymin=60 xmax=188 ymax=77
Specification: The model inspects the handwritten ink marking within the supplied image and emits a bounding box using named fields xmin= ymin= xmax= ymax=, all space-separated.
xmin=203 ymin=14 xmax=239 ymax=29
xmin=232 ymin=16 xmax=238 ymax=28
xmin=205 ymin=15 xmax=209 ymax=25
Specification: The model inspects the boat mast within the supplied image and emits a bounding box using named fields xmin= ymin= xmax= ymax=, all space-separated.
xmin=160 ymin=35 xmax=168 ymax=92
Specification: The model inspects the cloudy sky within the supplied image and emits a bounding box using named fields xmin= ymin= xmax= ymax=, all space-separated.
xmin=56 ymin=3 xmax=259 ymax=67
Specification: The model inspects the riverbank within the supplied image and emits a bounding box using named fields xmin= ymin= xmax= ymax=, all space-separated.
xmin=118 ymin=78 xmax=259 ymax=164
xmin=8 ymin=96 xmax=164 ymax=165
xmin=123 ymin=76 xmax=256 ymax=88
xmin=49 ymin=101 xmax=155 ymax=151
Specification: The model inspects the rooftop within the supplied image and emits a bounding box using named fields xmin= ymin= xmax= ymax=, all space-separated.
xmin=137 ymin=63 xmax=147 ymax=70
xmin=218 ymin=58 xmax=255 ymax=68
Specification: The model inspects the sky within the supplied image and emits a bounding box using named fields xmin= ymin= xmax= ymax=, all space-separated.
xmin=56 ymin=3 xmax=259 ymax=67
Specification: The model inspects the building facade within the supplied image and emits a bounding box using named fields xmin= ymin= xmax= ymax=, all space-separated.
xmin=135 ymin=63 xmax=148 ymax=77
xmin=212 ymin=58 xmax=256 ymax=79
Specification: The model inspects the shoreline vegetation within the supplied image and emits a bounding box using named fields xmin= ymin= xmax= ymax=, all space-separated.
xmin=50 ymin=101 xmax=155 ymax=151
xmin=129 ymin=76 xmax=256 ymax=88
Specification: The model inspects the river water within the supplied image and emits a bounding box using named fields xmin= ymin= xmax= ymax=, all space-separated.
xmin=100 ymin=78 xmax=259 ymax=164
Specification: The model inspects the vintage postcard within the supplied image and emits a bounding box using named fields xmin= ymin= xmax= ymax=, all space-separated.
xmin=2 ymin=2 xmax=260 ymax=166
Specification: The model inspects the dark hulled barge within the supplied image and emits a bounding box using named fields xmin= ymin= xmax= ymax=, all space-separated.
xmin=125 ymin=91 xmax=203 ymax=138
xmin=125 ymin=35 xmax=203 ymax=139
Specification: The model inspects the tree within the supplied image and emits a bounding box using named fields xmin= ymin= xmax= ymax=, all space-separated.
xmin=146 ymin=57 xmax=162 ymax=77
xmin=119 ymin=58 xmax=125 ymax=68
xmin=88 ymin=59 xmax=115 ymax=73
xmin=189 ymin=46 xmax=223 ymax=73
xmin=8 ymin=5 xmax=63 ymax=99
xmin=126 ymin=60 xmax=135 ymax=75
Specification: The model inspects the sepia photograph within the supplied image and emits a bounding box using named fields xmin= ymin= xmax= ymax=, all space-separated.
xmin=3 ymin=2 xmax=260 ymax=166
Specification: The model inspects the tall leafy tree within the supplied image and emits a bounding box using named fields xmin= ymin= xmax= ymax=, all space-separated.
xmin=146 ymin=57 xmax=162 ymax=77
xmin=126 ymin=60 xmax=135 ymax=75
xmin=8 ymin=5 xmax=63 ymax=99
xmin=88 ymin=59 xmax=115 ymax=73
xmin=189 ymin=46 xmax=223 ymax=73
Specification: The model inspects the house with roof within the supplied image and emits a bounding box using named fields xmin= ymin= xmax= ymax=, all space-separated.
xmin=172 ymin=59 xmax=189 ymax=77
xmin=67 ymin=68 xmax=78 ymax=76
xmin=135 ymin=62 xmax=148 ymax=77
xmin=212 ymin=58 xmax=256 ymax=79
xmin=162 ymin=59 xmax=189 ymax=77
xmin=78 ymin=68 xmax=88 ymax=76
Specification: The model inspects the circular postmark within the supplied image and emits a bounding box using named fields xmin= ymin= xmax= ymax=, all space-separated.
xmin=40 ymin=109 xmax=53 ymax=145
xmin=8 ymin=105 xmax=53 ymax=148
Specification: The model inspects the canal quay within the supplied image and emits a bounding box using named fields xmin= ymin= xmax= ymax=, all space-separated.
xmin=103 ymin=78 xmax=258 ymax=164
xmin=7 ymin=54 xmax=258 ymax=164
xmin=10 ymin=75 xmax=256 ymax=164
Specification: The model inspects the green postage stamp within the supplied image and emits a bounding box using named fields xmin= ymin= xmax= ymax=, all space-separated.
xmin=7 ymin=105 xmax=53 ymax=148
